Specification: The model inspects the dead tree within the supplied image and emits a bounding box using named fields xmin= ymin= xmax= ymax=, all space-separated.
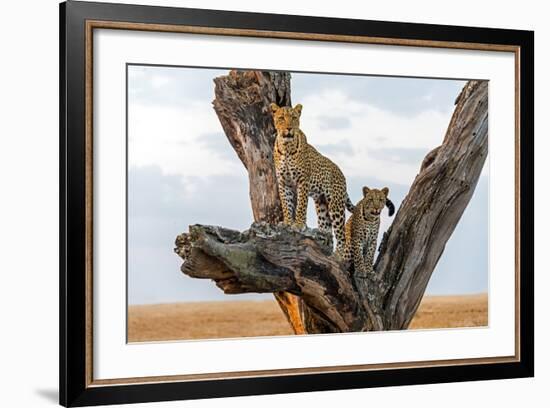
xmin=174 ymin=71 xmax=488 ymax=333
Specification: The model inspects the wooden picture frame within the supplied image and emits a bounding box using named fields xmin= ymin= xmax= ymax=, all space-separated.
xmin=60 ymin=1 xmax=534 ymax=406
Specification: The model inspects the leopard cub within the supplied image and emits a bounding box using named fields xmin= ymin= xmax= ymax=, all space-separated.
xmin=342 ymin=186 xmax=395 ymax=277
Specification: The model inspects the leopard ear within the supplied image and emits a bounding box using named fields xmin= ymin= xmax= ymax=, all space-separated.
xmin=269 ymin=103 xmax=280 ymax=114
xmin=362 ymin=186 xmax=370 ymax=197
xmin=294 ymin=104 xmax=303 ymax=116
xmin=381 ymin=187 xmax=389 ymax=197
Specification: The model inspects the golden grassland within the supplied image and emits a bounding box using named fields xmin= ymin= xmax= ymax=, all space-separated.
xmin=128 ymin=293 xmax=488 ymax=342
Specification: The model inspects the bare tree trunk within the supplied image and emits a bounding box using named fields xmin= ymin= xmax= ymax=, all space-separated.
xmin=176 ymin=74 xmax=488 ymax=333
xmin=212 ymin=70 xmax=289 ymax=224
xmin=211 ymin=70 xmax=307 ymax=334
xmin=375 ymin=81 xmax=488 ymax=329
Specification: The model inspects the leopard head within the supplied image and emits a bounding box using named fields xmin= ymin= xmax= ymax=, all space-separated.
xmin=270 ymin=103 xmax=304 ymax=155
xmin=360 ymin=186 xmax=395 ymax=219
xmin=270 ymin=103 xmax=302 ymax=136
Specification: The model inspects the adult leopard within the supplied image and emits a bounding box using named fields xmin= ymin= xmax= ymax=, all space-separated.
xmin=270 ymin=103 xmax=354 ymax=253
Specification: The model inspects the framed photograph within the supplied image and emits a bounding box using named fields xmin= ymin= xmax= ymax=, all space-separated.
xmin=60 ymin=1 xmax=534 ymax=406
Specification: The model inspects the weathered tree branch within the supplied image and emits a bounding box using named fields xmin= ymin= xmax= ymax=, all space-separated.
xmin=179 ymin=223 xmax=366 ymax=332
xmin=175 ymin=74 xmax=488 ymax=333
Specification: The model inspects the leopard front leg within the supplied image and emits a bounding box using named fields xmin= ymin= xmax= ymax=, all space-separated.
xmin=362 ymin=225 xmax=379 ymax=277
xmin=278 ymin=182 xmax=296 ymax=225
xmin=313 ymin=196 xmax=331 ymax=233
xmin=293 ymin=182 xmax=308 ymax=230
xmin=353 ymin=241 xmax=369 ymax=278
xmin=329 ymin=200 xmax=347 ymax=254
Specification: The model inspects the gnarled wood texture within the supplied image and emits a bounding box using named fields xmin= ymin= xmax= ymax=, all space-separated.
xmin=375 ymin=80 xmax=488 ymax=329
xmin=211 ymin=71 xmax=306 ymax=334
xmin=175 ymin=73 xmax=488 ymax=333
xmin=178 ymin=223 xmax=366 ymax=332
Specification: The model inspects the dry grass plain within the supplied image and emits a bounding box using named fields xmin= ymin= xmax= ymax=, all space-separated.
xmin=128 ymin=293 xmax=488 ymax=342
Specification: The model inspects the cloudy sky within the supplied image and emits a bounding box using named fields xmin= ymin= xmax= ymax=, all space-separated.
xmin=127 ymin=65 xmax=488 ymax=305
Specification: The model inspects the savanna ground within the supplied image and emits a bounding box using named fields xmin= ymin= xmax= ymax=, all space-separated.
xmin=128 ymin=294 xmax=488 ymax=342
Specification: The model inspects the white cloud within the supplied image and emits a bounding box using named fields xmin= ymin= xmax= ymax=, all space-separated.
xmin=128 ymin=72 xmax=458 ymax=188
xmin=127 ymin=68 xmax=488 ymax=302
xmin=298 ymin=89 xmax=454 ymax=186
xmin=128 ymin=84 xmax=458 ymax=189
xmin=128 ymin=101 xmax=242 ymax=179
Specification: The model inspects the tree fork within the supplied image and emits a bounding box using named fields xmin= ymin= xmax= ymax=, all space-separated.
xmin=175 ymin=73 xmax=488 ymax=333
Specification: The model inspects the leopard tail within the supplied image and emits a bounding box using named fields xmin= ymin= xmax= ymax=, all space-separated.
xmin=386 ymin=198 xmax=395 ymax=216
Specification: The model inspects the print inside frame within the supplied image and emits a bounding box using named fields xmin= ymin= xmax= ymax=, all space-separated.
xmin=126 ymin=64 xmax=489 ymax=343
xmin=92 ymin=25 xmax=517 ymax=382
xmin=60 ymin=1 xmax=533 ymax=405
